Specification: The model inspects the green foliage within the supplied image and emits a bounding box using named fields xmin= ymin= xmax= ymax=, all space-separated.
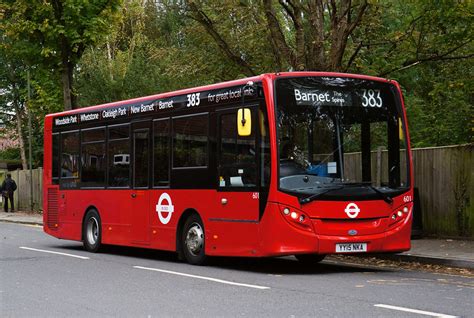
xmin=358 ymin=1 xmax=473 ymax=147
xmin=401 ymin=61 xmax=473 ymax=147
xmin=1 ymin=0 xmax=122 ymax=166
xmin=1 ymin=0 xmax=122 ymax=109
xmin=0 ymin=147 xmax=20 ymax=161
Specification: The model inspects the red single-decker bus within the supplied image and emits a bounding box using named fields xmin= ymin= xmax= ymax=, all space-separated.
xmin=43 ymin=72 xmax=413 ymax=265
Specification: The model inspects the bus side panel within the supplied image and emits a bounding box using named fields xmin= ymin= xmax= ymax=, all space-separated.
xmin=148 ymin=190 xmax=219 ymax=253
xmin=147 ymin=190 xmax=260 ymax=256
xmin=205 ymin=191 xmax=259 ymax=257
xmin=91 ymin=190 xmax=132 ymax=246
xmin=148 ymin=189 xmax=181 ymax=252
xmin=47 ymin=190 xmax=132 ymax=245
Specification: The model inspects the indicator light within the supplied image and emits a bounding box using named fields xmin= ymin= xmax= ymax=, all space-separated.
xmin=283 ymin=208 xmax=290 ymax=215
xmin=392 ymin=214 xmax=396 ymax=220
xmin=299 ymin=215 xmax=305 ymax=222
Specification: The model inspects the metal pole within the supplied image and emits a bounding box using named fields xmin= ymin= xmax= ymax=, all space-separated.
xmin=28 ymin=69 xmax=33 ymax=211
xmin=335 ymin=116 xmax=344 ymax=180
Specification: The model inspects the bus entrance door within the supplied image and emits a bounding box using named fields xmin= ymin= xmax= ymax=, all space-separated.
xmin=131 ymin=121 xmax=151 ymax=244
xmin=212 ymin=108 xmax=259 ymax=255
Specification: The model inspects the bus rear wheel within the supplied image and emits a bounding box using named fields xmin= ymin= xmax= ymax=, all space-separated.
xmin=83 ymin=209 xmax=102 ymax=253
xmin=295 ymin=254 xmax=326 ymax=264
xmin=181 ymin=214 xmax=207 ymax=265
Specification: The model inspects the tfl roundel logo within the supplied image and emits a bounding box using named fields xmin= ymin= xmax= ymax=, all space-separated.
xmin=156 ymin=193 xmax=174 ymax=225
xmin=344 ymin=202 xmax=360 ymax=219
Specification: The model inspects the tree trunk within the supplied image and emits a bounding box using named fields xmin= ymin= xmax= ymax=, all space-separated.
xmin=106 ymin=38 xmax=114 ymax=81
xmin=59 ymin=25 xmax=78 ymax=111
xmin=307 ymin=0 xmax=326 ymax=70
xmin=263 ymin=0 xmax=296 ymax=69
xmin=61 ymin=63 xmax=72 ymax=111
xmin=13 ymin=99 xmax=28 ymax=170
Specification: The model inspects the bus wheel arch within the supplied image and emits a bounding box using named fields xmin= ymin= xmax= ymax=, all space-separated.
xmin=176 ymin=209 xmax=207 ymax=265
xmin=82 ymin=207 xmax=102 ymax=253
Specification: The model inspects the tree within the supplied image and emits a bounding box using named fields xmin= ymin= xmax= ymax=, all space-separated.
xmin=184 ymin=0 xmax=370 ymax=73
xmin=1 ymin=0 xmax=122 ymax=110
xmin=0 ymin=52 xmax=28 ymax=170
xmin=183 ymin=1 xmax=473 ymax=75
xmin=76 ymin=0 xmax=174 ymax=106
xmin=0 ymin=42 xmax=63 ymax=168
xmin=0 ymin=10 xmax=63 ymax=168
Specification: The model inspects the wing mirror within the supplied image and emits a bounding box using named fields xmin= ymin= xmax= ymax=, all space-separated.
xmin=237 ymin=108 xmax=251 ymax=136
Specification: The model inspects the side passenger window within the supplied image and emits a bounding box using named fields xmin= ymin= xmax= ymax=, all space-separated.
xmin=218 ymin=111 xmax=256 ymax=188
xmin=107 ymin=125 xmax=130 ymax=187
xmin=173 ymin=114 xmax=208 ymax=168
xmin=60 ymin=131 xmax=80 ymax=189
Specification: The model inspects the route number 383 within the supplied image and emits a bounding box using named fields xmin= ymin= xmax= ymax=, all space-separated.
xmin=186 ymin=93 xmax=200 ymax=107
xmin=361 ymin=89 xmax=382 ymax=108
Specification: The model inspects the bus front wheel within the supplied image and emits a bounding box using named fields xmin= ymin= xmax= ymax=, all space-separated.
xmin=295 ymin=254 xmax=326 ymax=264
xmin=181 ymin=214 xmax=207 ymax=265
xmin=83 ymin=209 xmax=102 ymax=253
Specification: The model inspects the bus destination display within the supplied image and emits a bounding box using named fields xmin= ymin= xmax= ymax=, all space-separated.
xmin=294 ymin=88 xmax=384 ymax=108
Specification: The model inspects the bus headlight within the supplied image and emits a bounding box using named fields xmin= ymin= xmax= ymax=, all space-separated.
xmin=389 ymin=204 xmax=411 ymax=226
xmin=278 ymin=205 xmax=313 ymax=232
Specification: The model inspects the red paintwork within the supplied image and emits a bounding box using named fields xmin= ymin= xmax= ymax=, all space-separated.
xmin=43 ymin=72 xmax=413 ymax=257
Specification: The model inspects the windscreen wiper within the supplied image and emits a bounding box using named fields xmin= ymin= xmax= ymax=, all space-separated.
xmin=342 ymin=182 xmax=393 ymax=204
xmin=299 ymin=186 xmax=344 ymax=205
xmin=366 ymin=185 xmax=393 ymax=204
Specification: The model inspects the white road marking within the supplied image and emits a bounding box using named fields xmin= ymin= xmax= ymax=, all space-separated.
xmin=21 ymin=224 xmax=42 ymax=228
xmin=19 ymin=247 xmax=90 ymax=260
xmin=374 ymin=304 xmax=457 ymax=318
xmin=133 ymin=266 xmax=270 ymax=290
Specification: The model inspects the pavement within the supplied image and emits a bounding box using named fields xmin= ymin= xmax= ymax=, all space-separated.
xmin=1 ymin=210 xmax=473 ymax=269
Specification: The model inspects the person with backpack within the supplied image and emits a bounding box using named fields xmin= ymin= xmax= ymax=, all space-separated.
xmin=2 ymin=173 xmax=17 ymax=212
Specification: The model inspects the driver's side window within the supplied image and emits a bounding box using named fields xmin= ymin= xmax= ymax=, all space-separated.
xmin=218 ymin=111 xmax=256 ymax=188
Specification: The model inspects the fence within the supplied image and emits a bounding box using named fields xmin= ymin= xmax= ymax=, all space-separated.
xmin=0 ymin=168 xmax=43 ymax=211
xmin=412 ymin=144 xmax=473 ymax=238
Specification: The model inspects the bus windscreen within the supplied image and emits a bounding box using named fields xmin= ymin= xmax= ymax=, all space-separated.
xmin=275 ymin=76 xmax=409 ymax=201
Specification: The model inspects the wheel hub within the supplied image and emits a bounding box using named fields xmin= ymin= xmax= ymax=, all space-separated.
xmin=87 ymin=217 xmax=98 ymax=245
xmin=185 ymin=223 xmax=204 ymax=256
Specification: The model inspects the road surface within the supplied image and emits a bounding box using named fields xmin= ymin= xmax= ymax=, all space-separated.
xmin=1 ymin=222 xmax=473 ymax=317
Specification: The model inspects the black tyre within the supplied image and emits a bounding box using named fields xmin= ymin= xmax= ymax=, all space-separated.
xmin=83 ymin=209 xmax=102 ymax=253
xmin=295 ymin=254 xmax=326 ymax=264
xmin=181 ymin=214 xmax=207 ymax=265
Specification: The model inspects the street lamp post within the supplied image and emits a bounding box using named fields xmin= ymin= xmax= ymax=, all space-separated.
xmin=27 ymin=69 xmax=33 ymax=211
